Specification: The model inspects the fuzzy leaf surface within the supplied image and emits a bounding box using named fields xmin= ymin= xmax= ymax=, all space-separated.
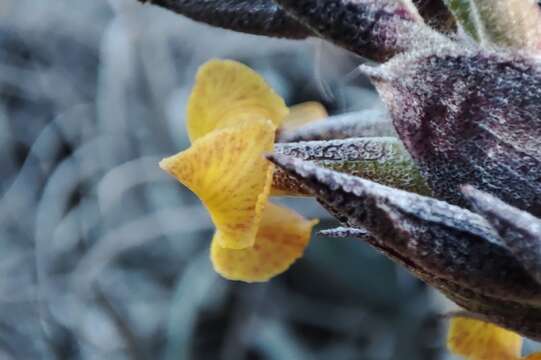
xmin=269 ymin=154 xmax=541 ymax=339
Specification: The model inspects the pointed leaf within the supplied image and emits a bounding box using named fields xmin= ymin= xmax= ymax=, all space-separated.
xmin=277 ymin=110 xmax=395 ymax=142
xmin=271 ymin=137 xmax=430 ymax=196
xmin=272 ymin=0 xmax=444 ymax=62
xmin=138 ymin=0 xmax=311 ymax=39
xmin=464 ymin=186 xmax=541 ymax=285
xmin=363 ymin=48 xmax=541 ymax=217
xmin=319 ymin=227 xmax=372 ymax=239
xmin=268 ymin=154 xmax=541 ymax=303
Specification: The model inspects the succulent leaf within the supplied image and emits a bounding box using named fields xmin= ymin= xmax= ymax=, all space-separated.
xmin=271 ymin=137 xmax=430 ymax=196
xmin=464 ymin=186 xmax=541 ymax=285
xmin=277 ymin=110 xmax=395 ymax=142
xmin=364 ymin=48 xmax=541 ymax=217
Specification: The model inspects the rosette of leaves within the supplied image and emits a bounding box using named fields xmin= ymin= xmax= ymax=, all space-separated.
xmin=138 ymin=0 xmax=541 ymax=352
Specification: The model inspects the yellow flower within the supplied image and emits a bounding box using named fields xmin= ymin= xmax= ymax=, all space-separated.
xmin=160 ymin=59 xmax=319 ymax=282
xmin=447 ymin=317 xmax=541 ymax=360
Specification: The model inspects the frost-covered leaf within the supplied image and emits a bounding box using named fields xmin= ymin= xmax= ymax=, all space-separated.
xmin=273 ymin=0 xmax=440 ymax=62
xmin=464 ymin=186 xmax=541 ymax=285
xmin=268 ymin=153 xmax=541 ymax=300
xmin=277 ymin=110 xmax=395 ymax=142
xmin=271 ymin=137 xmax=430 ymax=196
xmin=363 ymin=48 xmax=541 ymax=217
xmin=268 ymin=153 xmax=541 ymax=339
xmin=138 ymin=0 xmax=311 ymax=39
xmin=319 ymin=226 xmax=372 ymax=239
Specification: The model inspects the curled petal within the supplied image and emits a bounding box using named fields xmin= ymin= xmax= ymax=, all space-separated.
xmin=160 ymin=119 xmax=275 ymax=249
xmin=447 ymin=317 xmax=522 ymax=360
xmin=210 ymin=202 xmax=318 ymax=282
xmin=187 ymin=59 xmax=288 ymax=141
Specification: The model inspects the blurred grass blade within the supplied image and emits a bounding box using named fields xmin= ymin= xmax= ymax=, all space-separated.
xmin=271 ymin=137 xmax=430 ymax=196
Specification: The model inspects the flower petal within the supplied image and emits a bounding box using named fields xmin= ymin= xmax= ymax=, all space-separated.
xmin=160 ymin=118 xmax=275 ymax=249
xmin=210 ymin=202 xmax=318 ymax=282
xmin=280 ymin=101 xmax=327 ymax=132
xmin=187 ymin=59 xmax=288 ymax=141
xmin=447 ymin=317 xmax=522 ymax=360
xmin=524 ymin=353 xmax=541 ymax=360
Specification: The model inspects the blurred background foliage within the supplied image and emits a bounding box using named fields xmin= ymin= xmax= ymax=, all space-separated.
xmin=0 ymin=0 xmax=451 ymax=359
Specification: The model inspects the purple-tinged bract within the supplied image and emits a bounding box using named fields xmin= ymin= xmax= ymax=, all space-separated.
xmin=368 ymin=48 xmax=541 ymax=216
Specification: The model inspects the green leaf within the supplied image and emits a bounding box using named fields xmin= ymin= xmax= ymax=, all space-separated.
xmin=271 ymin=137 xmax=431 ymax=196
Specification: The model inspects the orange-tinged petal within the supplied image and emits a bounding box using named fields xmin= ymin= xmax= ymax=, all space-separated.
xmin=447 ymin=317 xmax=522 ymax=360
xmin=210 ymin=202 xmax=318 ymax=282
xmin=160 ymin=118 xmax=275 ymax=249
xmin=187 ymin=59 xmax=288 ymax=141
xmin=280 ymin=101 xmax=328 ymax=132
xmin=524 ymin=354 xmax=541 ymax=360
